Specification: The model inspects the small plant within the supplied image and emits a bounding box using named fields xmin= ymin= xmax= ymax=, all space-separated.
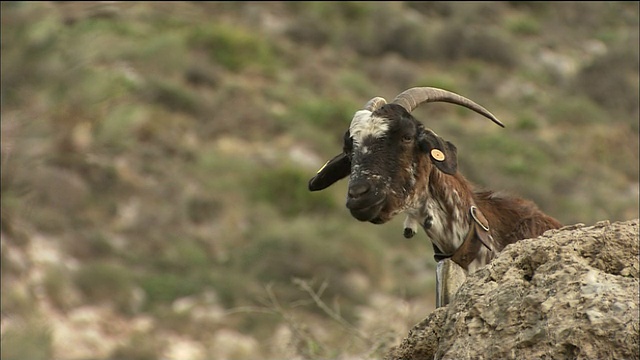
xmin=571 ymin=50 xmax=639 ymax=118
xmin=291 ymin=97 xmax=359 ymax=130
xmin=250 ymin=165 xmax=337 ymax=217
xmin=432 ymin=23 xmax=518 ymax=68
xmin=507 ymin=15 xmax=541 ymax=36
xmin=188 ymin=23 xmax=278 ymax=73
xmin=42 ymin=265 xmax=75 ymax=310
xmin=108 ymin=331 xmax=161 ymax=360
xmin=73 ymin=262 xmax=135 ymax=313
xmin=143 ymin=78 xmax=203 ymax=115
xmin=547 ymin=95 xmax=607 ymax=126
xmin=139 ymin=272 xmax=201 ymax=306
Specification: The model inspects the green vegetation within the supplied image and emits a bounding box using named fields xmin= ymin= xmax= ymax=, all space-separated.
xmin=74 ymin=262 xmax=136 ymax=312
xmin=250 ymin=165 xmax=337 ymax=216
xmin=1 ymin=2 xmax=637 ymax=359
xmin=0 ymin=319 xmax=52 ymax=360
xmin=189 ymin=23 xmax=280 ymax=73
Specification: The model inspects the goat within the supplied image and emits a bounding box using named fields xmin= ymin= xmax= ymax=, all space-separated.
xmin=308 ymin=87 xmax=562 ymax=305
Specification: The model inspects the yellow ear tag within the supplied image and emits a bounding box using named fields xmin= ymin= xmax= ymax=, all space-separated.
xmin=316 ymin=160 xmax=330 ymax=174
xmin=431 ymin=149 xmax=446 ymax=162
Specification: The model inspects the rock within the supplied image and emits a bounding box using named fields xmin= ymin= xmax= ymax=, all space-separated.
xmin=385 ymin=219 xmax=639 ymax=360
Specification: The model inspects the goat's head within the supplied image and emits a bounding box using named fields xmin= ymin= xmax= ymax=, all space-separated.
xmin=308 ymin=87 xmax=503 ymax=225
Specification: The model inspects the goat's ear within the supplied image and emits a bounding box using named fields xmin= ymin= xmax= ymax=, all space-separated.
xmin=419 ymin=131 xmax=458 ymax=175
xmin=308 ymin=153 xmax=351 ymax=191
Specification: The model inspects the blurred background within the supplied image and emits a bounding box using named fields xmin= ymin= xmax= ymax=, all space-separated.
xmin=1 ymin=2 xmax=638 ymax=359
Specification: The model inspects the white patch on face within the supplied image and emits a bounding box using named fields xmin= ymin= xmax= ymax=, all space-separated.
xmin=349 ymin=110 xmax=389 ymax=146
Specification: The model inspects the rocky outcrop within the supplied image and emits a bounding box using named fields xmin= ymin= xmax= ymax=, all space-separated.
xmin=386 ymin=219 xmax=640 ymax=360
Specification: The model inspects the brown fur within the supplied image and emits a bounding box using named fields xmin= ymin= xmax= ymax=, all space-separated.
xmin=429 ymin=169 xmax=562 ymax=264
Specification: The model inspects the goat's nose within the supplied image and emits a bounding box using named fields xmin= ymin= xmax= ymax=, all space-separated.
xmin=348 ymin=181 xmax=371 ymax=198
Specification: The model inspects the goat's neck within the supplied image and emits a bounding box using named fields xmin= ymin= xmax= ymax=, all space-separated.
xmin=408 ymin=170 xmax=476 ymax=255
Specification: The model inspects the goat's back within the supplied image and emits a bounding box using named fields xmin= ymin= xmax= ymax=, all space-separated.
xmin=475 ymin=190 xmax=562 ymax=248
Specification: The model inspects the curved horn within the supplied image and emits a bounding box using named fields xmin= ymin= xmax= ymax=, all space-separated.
xmin=391 ymin=87 xmax=504 ymax=127
xmin=363 ymin=97 xmax=387 ymax=112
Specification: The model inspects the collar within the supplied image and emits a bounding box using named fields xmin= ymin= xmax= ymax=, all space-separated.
xmin=433 ymin=206 xmax=495 ymax=271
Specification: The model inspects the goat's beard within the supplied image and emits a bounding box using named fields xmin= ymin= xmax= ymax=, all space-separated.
xmin=348 ymin=201 xmax=385 ymax=223
xmin=369 ymin=216 xmax=387 ymax=224
xmin=369 ymin=206 xmax=401 ymax=224
xmin=347 ymin=197 xmax=385 ymax=224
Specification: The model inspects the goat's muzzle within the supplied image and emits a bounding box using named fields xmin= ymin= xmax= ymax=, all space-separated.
xmin=346 ymin=180 xmax=386 ymax=223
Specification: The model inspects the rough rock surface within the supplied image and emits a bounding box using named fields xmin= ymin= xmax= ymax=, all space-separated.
xmin=385 ymin=219 xmax=640 ymax=360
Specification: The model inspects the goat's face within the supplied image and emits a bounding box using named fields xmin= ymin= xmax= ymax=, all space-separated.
xmin=309 ymin=103 xmax=458 ymax=224
xmin=308 ymin=87 xmax=503 ymax=225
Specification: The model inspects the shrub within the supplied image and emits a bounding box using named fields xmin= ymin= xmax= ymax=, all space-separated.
xmin=109 ymin=331 xmax=161 ymax=360
xmin=187 ymin=196 xmax=223 ymax=225
xmin=155 ymin=239 xmax=210 ymax=273
xmin=291 ymin=97 xmax=358 ymax=130
xmin=571 ymin=50 xmax=639 ymax=119
xmin=1 ymin=319 xmax=52 ymax=360
xmin=74 ymin=262 xmax=135 ymax=312
xmin=188 ymin=23 xmax=278 ymax=73
xmin=236 ymin=217 xmax=385 ymax=311
xmin=547 ymin=95 xmax=607 ymax=126
xmin=432 ymin=23 xmax=518 ymax=68
xmin=249 ymin=165 xmax=338 ymax=217
xmin=42 ymin=265 xmax=75 ymax=310
xmin=139 ymin=272 xmax=201 ymax=306
xmin=506 ymin=15 xmax=541 ymax=36
xmin=142 ymin=78 xmax=203 ymax=115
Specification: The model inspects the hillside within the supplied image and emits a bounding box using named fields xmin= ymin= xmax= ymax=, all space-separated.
xmin=1 ymin=2 xmax=638 ymax=359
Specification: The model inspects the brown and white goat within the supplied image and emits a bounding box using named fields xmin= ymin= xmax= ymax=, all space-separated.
xmin=308 ymin=87 xmax=561 ymax=302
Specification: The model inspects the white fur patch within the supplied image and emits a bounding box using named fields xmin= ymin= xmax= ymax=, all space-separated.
xmin=349 ymin=110 xmax=389 ymax=145
xmin=407 ymin=197 xmax=468 ymax=256
xmin=403 ymin=215 xmax=419 ymax=235
xmin=423 ymin=199 xmax=450 ymax=251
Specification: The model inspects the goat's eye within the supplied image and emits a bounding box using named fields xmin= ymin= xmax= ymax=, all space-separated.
xmin=402 ymin=135 xmax=413 ymax=143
